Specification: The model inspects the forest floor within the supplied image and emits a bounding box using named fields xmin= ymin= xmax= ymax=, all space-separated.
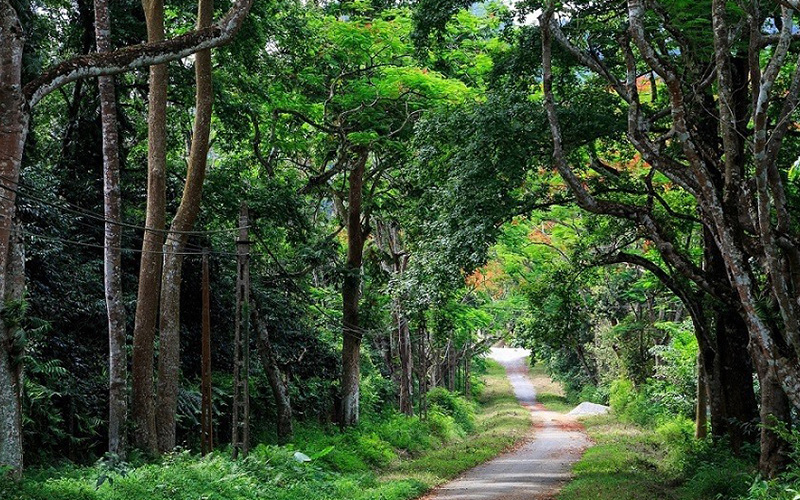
xmin=421 ymin=347 xmax=591 ymax=500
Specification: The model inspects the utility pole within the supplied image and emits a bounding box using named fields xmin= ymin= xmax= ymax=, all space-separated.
xmin=232 ymin=204 xmax=251 ymax=459
xmin=201 ymin=249 xmax=213 ymax=455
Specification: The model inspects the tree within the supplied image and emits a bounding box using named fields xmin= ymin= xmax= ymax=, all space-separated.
xmin=0 ymin=0 xmax=253 ymax=476
xmin=131 ymin=0 xmax=169 ymax=455
xmin=537 ymin=0 xmax=800 ymax=475
xmin=250 ymin=8 xmax=469 ymax=425
xmin=156 ymin=0 xmax=215 ymax=453
xmin=93 ymin=0 xmax=127 ymax=458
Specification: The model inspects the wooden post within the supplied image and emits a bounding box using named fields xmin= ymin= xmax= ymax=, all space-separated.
xmin=232 ymin=204 xmax=251 ymax=459
xmin=464 ymin=338 xmax=471 ymax=399
xmin=201 ymin=249 xmax=213 ymax=455
xmin=695 ymin=352 xmax=708 ymax=439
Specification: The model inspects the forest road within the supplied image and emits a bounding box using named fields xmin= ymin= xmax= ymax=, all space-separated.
xmin=422 ymin=347 xmax=591 ymax=500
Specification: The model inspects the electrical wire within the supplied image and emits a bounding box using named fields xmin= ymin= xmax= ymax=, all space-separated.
xmin=0 ymin=175 xmax=248 ymax=236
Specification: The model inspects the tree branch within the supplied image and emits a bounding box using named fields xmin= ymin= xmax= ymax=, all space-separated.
xmin=24 ymin=0 xmax=253 ymax=107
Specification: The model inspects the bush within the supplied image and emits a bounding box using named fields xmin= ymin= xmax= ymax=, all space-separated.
xmin=427 ymin=410 xmax=463 ymax=442
xmin=373 ymin=414 xmax=433 ymax=454
xmin=426 ymin=388 xmax=476 ymax=433
xmin=653 ymin=416 xmax=694 ymax=476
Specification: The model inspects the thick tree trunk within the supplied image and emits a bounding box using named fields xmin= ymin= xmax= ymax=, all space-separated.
xmin=0 ymin=226 xmax=25 ymax=478
xmin=255 ymin=316 xmax=293 ymax=442
xmin=754 ymin=355 xmax=792 ymax=478
xmin=701 ymin=233 xmax=758 ymax=450
xmin=702 ymin=305 xmax=758 ymax=451
xmin=131 ymin=0 xmax=167 ymax=455
xmin=341 ymin=149 xmax=368 ymax=427
xmin=155 ymin=0 xmax=213 ymax=453
xmin=94 ymin=0 xmax=127 ymax=458
xmin=0 ymin=1 xmax=29 ymax=478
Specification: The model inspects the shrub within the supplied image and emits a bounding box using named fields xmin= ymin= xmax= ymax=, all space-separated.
xmin=427 ymin=410 xmax=463 ymax=442
xmin=373 ymin=414 xmax=433 ymax=453
xmin=354 ymin=433 xmax=396 ymax=467
xmin=427 ymin=388 xmax=476 ymax=433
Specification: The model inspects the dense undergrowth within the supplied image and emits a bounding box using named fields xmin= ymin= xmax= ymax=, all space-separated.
xmin=0 ymin=360 xmax=530 ymax=500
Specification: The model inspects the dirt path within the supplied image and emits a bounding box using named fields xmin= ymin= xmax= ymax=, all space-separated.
xmin=423 ymin=347 xmax=591 ymax=500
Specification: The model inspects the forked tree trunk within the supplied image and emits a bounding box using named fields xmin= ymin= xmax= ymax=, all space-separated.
xmin=256 ymin=315 xmax=293 ymax=442
xmin=131 ymin=0 xmax=168 ymax=455
xmin=156 ymin=0 xmax=213 ymax=453
xmin=341 ymin=149 xmax=368 ymax=427
xmin=94 ymin=0 xmax=127 ymax=458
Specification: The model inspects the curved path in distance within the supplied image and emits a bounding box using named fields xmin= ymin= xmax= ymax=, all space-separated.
xmin=423 ymin=347 xmax=591 ymax=500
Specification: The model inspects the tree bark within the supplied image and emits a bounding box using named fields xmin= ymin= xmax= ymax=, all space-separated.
xmin=398 ymin=311 xmax=413 ymax=415
xmin=695 ymin=352 xmax=708 ymax=439
xmin=341 ymin=149 xmax=368 ymax=427
xmin=0 ymin=225 xmax=25 ymax=478
xmin=754 ymin=355 xmax=792 ymax=478
xmin=94 ymin=0 xmax=127 ymax=459
xmin=131 ymin=0 xmax=167 ymax=455
xmin=255 ymin=315 xmax=293 ymax=442
xmin=375 ymin=219 xmax=413 ymax=415
xmin=0 ymin=0 xmax=28 ymax=478
xmin=155 ymin=0 xmax=213 ymax=453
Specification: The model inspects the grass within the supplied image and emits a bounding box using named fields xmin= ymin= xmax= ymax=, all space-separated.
xmin=556 ymin=414 xmax=755 ymax=500
xmin=387 ymin=359 xmax=531 ymax=485
xmin=557 ymin=414 xmax=684 ymax=500
xmin=527 ymin=360 xmax=572 ymax=413
xmin=1 ymin=359 xmax=531 ymax=500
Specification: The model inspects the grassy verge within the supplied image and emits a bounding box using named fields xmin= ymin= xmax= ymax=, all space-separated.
xmin=1 ymin=359 xmax=530 ymax=500
xmin=556 ymin=414 xmax=755 ymax=500
xmin=386 ymin=359 xmax=531 ymax=485
xmin=526 ymin=360 xmax=572 ymax=413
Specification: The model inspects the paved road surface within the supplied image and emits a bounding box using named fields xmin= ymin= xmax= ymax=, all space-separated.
xmin=424 ymin=347 xmax=591 ymax=500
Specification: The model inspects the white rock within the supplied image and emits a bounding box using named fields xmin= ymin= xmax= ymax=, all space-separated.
xmin=567 ymin=402 xmax=610 ymax=416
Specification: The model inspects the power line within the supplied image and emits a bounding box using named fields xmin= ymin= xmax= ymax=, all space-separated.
xmin=0 ymin=175 xmax=248 ymax=236
xmin=21 ymin=229 xmax=206 ymax=256
xmin=2 ymin=176 xmax=389 ymax=339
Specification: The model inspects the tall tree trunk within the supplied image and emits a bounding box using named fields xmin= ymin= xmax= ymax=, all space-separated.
xmin=94 ymin=0 xmax=127 ymax=458
xmin=702 ymin=235 xmax=758 ymax=450
xmin=131 ymin=0 xmax=167 ymax=455
xmin=341 ymin=149 xmax=368 ymax=427
xmin=0 ymin=226 xmax=25 ymax=478
xmin=155 ymin=0 xmax=213 ymax=453
xmin=0 ymin=1 xmax=28 ymax=478
xmin=374 ymin=219 xmax=412 ymax=414
xmin=255 ymin=315 xmax=293 ymax=442
xmin=700 ymin=304 xmax=758 ymax=451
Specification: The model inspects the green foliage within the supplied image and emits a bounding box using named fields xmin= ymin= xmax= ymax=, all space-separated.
xmin=6 ymin=360 xmax=529 ymax=500
xmin=559 ymin=413 xmax=753 ymax=500
xmin=427 ymin=388 xmax=476 ymax=434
